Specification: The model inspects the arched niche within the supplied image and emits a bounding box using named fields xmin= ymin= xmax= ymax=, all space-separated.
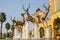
xmin=53 ymin=17 xmax=60 ymax=38
xmin=39 ymin=27 xmax=44 ymax=38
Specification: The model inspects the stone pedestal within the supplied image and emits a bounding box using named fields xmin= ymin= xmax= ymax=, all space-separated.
xmin=34 ymin=23 xmax=40 ymax=39
xmin=13 ymin=26 xmax=22 ymax=39
xmin=45 ymin=26 xmax=52 ymax=38
xmin=22 ymin=21 xmax=29 ymax=39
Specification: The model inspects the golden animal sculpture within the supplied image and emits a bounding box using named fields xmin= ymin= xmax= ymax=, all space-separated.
xmin=11 ymin=13 xmax=25 ymax=32
xmin=37 ymin=4 xmax=50 ymax=22
xmin=34 ymin=4 xmax=50 ymax=28
xmin=22 ymin=4 xmax=36 ymax=23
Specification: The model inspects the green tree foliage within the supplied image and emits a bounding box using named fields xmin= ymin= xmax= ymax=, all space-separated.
xmin=1 ymin=33 xmax=7 ymax=39
xmin=5 ymin=23 xmax=10 ymax=37
xmin=9 ymin=32 xmax=13 ymax=38
xmin=0 ymin=12 xmax=6 ymax=38
xmin=11 ymin=25 xmax=15 ymax=38
xmin=0 ymin=13 xmax=6 ymax=22
xmin=11 ymin=25 xmax=15 ymax=32
xmin=6 ymin=23 xmax=10 ymax=31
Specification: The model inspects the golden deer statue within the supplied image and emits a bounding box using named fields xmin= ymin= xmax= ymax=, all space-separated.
xmin=36 ymin=4 xmax=50 ymax=23
xmin=22 ymin=4 xmax=36 ymax=23
xmin=35 ymin=4 xmax=50 ymax=28
xmin=11 ymin=13 xmax=25 ymax=32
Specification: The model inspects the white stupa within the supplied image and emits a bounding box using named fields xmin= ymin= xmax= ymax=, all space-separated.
xmin=34 ymin=23 xmax=40 ymax=39
xmin=22 ymin=21 xmax=29 ymax=39
xmin=13 ymin=26 xmax=22 ymax=39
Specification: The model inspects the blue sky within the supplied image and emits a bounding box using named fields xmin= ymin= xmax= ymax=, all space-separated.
xmin=0 ymin=0 xmax=49 ymax=33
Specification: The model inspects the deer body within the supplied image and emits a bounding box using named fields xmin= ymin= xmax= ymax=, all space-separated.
xmin=11 ymin=13 xmax=25 ymax=32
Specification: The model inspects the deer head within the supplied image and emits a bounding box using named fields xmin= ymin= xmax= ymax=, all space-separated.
xmin=21 ymin=13 xmax=25 ymax=22
xmin=21 ymin=13 xmax=25 ymax=16
xmin=10 ymin=16 xmax=16 ymax=25
xmin=22 ymin=4 xmax=30 ymax=16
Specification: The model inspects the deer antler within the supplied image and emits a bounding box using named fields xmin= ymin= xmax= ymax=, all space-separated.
xmin=43 ymin=4 xmax=50 ymax=10
xmin=22 ymin=5 xmax=26 ymax=11
xmin=22 ymin=3 xmax=30 ymax=11
xmin=10 ymin=16 xmax=16 ymax=23
xmin=43 ymin=4 xmax=47 ymax=9
xmin=48 ymin=4 xmax=50 ymax=11
xmin=27 ymin=3 xmax=30 ymax=10
xmin=10 ymin=16 xmax=12 ymax=21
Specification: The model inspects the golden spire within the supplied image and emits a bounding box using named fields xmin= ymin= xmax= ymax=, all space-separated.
xmin=54 ymin=0 xmax=58 ymax=12
xmin=50 ymin=0 xmax=53 ymax=14
xmin=50 ymin=0 xmax=58 ymax=15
